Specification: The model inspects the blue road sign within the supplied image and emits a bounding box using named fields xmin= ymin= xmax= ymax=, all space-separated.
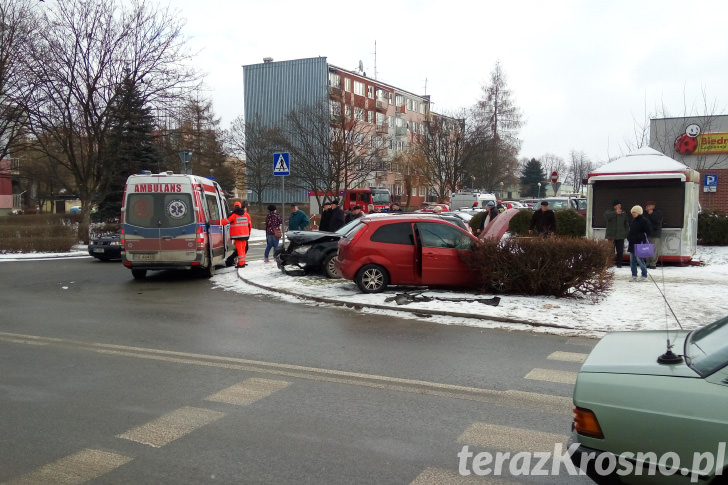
xmin=273 ymin=152 xmax=290 ymax=176
xmin=704 ymin=174 xmax=717 ymax=192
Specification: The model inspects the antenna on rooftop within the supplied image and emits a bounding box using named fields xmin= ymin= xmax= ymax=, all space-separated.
xmin=358 ymin=60 xmax=364 ymax=73
xmin=373 ymin=40 xmax=378 ymax=79
xmin=424 ymin=77 xmax=428 ymax=95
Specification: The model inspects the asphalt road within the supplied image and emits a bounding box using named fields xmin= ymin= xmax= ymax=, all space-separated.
xmin=0 ymin=247 xmax=596 ymax=484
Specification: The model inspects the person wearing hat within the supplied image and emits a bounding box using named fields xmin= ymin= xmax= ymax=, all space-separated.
xmin=227 ymin=200 xmax=251 ymax=267
xmin=529 ymin=201 xmax=556 ymax=237
xmin=345 ymin=205 xmax=363 ymax=223
xmin=604 ymin=199 xmax=629 ymax=268
xmin=479 ymin=200 xmax=500 ymax=234
xmin=319 ymin=200 xmax=333 ymax=232
xmin=627 ymin=205 xmax=651 ymax=281
xmin=328 ymin=199 xmax=346 ymax=231
xmin=264 ymin=204 xmax=283 ymax=263
xmin=288 ymin=202 xmax=310 ymax=231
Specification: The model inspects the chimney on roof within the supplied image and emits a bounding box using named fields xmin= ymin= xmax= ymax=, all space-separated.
xmin=263 ymin=57 xmax=273 ymax=63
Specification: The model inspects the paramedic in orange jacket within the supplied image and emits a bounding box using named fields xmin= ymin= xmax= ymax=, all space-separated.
xmin=228 ymin=201 xmax=251 ymax=267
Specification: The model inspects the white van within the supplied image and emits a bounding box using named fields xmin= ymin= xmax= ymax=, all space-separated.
xmin=449 ymin=191 xmax=497 ymax=210
xmin=120 ymin=171 xmax=236 ymax=279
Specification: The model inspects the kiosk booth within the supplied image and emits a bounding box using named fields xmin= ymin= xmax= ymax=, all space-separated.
xmin=586 ymin=147 xmax=700 ymax=265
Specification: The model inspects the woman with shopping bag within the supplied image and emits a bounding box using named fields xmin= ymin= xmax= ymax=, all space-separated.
xmin=627 ymin=205 xmax=652 ymax=282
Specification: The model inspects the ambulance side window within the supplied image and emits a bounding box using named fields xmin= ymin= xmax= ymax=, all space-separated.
xmin=205 ymin=195 xmax=220 ymax=223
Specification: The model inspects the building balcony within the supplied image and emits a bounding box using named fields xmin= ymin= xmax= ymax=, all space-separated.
xmin=376 ymin=124 xmax=389 ymax=134
xmin=375 ymin=100 xmax=388 ymax=110
xmin=395 ymin=126 xmax=407 ymax=136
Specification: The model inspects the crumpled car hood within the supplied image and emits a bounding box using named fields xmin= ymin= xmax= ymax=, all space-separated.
xmin=284 ymin=230 xmax=341 ymax=245
xmin=580 ymin=330 xmax=698 ymax=378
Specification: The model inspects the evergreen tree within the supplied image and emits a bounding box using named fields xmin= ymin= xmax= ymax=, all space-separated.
xmin=96 ymin=76 xmax=160 ymax=221
xmin=519 ymin=158 xmax=546 ymax=197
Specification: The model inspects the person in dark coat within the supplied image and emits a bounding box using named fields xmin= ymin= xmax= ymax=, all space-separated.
xmin=604 ymin=199 xmax=629 ymax=268
xmin=644 ymin=200 xmax=663 ymax=269
xmin=478 ymin=201 xmax=500 ymax=233
xmin=319 ymin=200 xmax=332 ymax=232
xmin=345 ymin=205 xmax=363 ymax=223
xmin=627 ymin=205 xmax=651 ymax=281
xmin=389 ymin=202 xmax=403 ymax=212
xmin=328 ymin=199 xmax=346 ymax=232
xmin=529 ymin=201 xmax=557 ymax=237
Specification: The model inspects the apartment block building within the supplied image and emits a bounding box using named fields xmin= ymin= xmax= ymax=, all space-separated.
xmin=242 ymin=56 xmax=435 ymax=207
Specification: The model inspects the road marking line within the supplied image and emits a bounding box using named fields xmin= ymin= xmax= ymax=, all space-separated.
xmin=458 ymin=423 xmax=568 ymax=453
xmin=204 ymin=378 xmax=290 ymax=405
xmin=411 ymin=466 xmax=519 ymax=484
xmin=116 ymin=406 xmax=224 ymax=448
xmin=547 ymin=351 xmax=587 ymax=363
xmin=3 ymin=448 xmax=132 ymax=485
xmin=524 ymin=368 xmax=577 ymax=385
xmin=0 ymin=332 xmax=572 ymax=414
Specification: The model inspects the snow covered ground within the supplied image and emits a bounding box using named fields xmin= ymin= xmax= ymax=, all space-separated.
xmin=210 ymin=231 xmax=728 ymax=338
xmin=3 ymin=229 xmax=727 ymax=338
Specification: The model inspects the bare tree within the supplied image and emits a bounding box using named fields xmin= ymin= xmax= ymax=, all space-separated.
xmin=0 ymin=0 xmax=36 ymax=160
xmin=567 ymin=150 xmax=594 ymax=195
xmin=282 ymin=101 xmax=385 ymax=208
xmin=19 ymin=0 xmax=199 ymax=242
xmin=419 ymin=113 xmax=467 ymax=203
xmin=225 ymin=114 xmax=283 ymax=208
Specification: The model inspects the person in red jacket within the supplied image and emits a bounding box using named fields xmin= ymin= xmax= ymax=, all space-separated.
xmin=228 ymin=201 xmax=251 ymax=267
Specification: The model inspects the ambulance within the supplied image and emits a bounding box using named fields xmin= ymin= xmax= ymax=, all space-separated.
xmin=120 ymin=171 xmax=237 ymax=279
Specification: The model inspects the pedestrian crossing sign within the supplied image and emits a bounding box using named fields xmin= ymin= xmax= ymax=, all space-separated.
xmin=273 ymin=152 xmax=290 ymax=176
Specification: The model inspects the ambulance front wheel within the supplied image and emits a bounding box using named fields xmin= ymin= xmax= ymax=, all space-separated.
xmin=131 ymin=269 xmax=147 ymax=280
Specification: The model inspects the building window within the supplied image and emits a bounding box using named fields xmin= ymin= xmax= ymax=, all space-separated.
xmin=345 ymin=78 xmax=351 ymax=92
xmin=368 ymin=110 xmax=374 ymax=123
xmin=330 ymin=101 xmax=341 ymax=117
xmin=396 ymin=95 xmax=404 ymax=107
xmin=388 ymin=93 xmax=393 ymax=104
xmin=389 ymin=116 xmax=395 ymax=128
xmin=345 ymin=105 xmax=351 ymax=118
xmin=354 ymin=80 xmax=365 ymax=96
xmin=406 ymin=98 xmax=412 ymax=111
xmin=376 ymin=89 xmax=385 ymax=101
xmin=419 ymin=103 xmax=426 ymax=114
xmin=367 ymin=86 xmax=374 ymax=99
xmin=376 ymin=112 xmax=385 ymax=126
xmin=354 ymin=107 xmax=366 ymax=121
xmin=329 ymin=72 xmax=340 ymax=88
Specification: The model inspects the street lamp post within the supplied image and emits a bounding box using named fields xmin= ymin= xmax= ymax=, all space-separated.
xmin=537 ymin=182 xmax=542 ymax=200
xmin=500 ymin=181 xmax=504 ymax=199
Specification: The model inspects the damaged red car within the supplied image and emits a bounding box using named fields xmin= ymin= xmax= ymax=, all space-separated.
xmin=335 ymin=214 xmax=482 ymax=293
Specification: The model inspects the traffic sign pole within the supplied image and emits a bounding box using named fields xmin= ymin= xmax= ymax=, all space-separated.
xmin=273 ymin=152 xmax=291 ymax=244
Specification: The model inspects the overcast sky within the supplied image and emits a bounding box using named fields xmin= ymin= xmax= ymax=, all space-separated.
xmin=165 ymin=0 xmax=728 ymax=167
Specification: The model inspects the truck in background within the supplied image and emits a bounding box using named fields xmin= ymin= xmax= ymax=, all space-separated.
xmin=449 ymin=191 xmax=497 ymax=210
xmin=309 ymin=187 xmax=392 ymax=215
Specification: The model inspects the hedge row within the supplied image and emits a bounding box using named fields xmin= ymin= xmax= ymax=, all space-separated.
xmin=0 ymin=214 xmax=78 ymax=253
xmin=465 ymin=236 xmax=614 ymax=299
xmin=470 ymin=208 xmax=587 ymax=237
xmin=698 ymin=209 xmax=728 ymax=245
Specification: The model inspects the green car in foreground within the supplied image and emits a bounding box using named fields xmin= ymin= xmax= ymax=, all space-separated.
xmin=570 ymin=315 xmax=728 ymax=484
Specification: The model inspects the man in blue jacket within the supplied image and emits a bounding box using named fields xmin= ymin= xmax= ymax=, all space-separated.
xmin=288 ymin=203 xmax=310 ymax=231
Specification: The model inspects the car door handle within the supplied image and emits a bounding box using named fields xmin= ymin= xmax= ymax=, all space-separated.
xmin=162 ymin=236 xmax=172 ymax=240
